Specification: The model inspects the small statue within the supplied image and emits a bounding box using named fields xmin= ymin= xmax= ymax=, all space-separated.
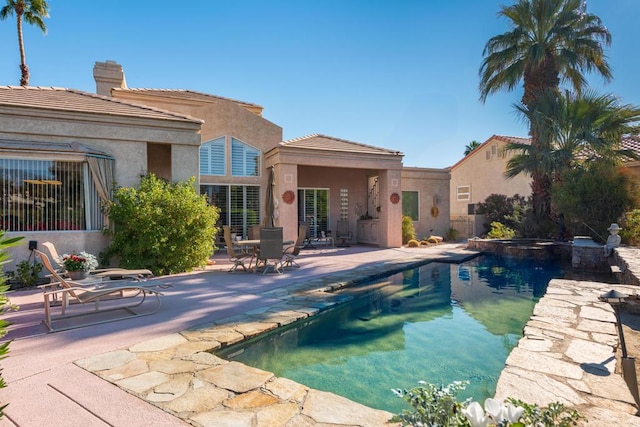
xmin=603 ymin=223 xmax=622 ymax=257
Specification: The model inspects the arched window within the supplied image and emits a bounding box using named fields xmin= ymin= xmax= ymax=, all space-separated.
xmin=200 ymin=137 xmax=225 ymax=175
xmin=231 ymin=138 xmax=260 ymax=177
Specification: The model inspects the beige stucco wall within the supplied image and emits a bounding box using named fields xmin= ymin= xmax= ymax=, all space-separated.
xmin=111 ymin=91 xmax=284 ymax=226
xmin=450 ymin=137 xmax=531 ymax=218
xmin=4 ymin=231 xmax=109 ymax=274
xmin=269 ymin=144 xmax=405 ymax=247
xmin=401 ymin=167 xmax=451 ymax=239
xmin=0 ymin=105 xmax=201 ymax=270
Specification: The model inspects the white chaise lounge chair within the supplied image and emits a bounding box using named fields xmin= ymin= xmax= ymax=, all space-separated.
xmin=35 ymin=250 xmax=165 ymax=332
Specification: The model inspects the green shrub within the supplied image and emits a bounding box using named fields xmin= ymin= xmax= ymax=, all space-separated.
xmin=552 ymin=163 xmax=638 ymax=241
xmin=621 ymin=209 xmax=640 ymax=246
xmin=0 ymin=231 xmax=23 ymax=417
xmin=476 ymin=194 xmax=528 ymax=236
xmin=487 ymin=221 xmax=516 ymax=239
xmin=391 ymin=381 xmax=470 ymax=426
xmin=103 ymin=174 xmax=220 ymax=275
xmin=14 ymin=260 xmax=42 ymax=287
xmin=391 ymin=381 xmax=585 ymax=427
xmin=402 ymin=216 xmax=416 ymax=244
xmin=445 ymin=227 xmax=458 ymax=241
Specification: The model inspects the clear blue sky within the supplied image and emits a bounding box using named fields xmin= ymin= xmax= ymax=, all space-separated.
xmin=0 ymin=0 xmax=638 ymax=168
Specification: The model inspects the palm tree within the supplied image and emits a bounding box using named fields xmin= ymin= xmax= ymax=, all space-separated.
xmin=479 ymin=0 xmax=612 ymax=225
xmin=0 ymin=0 xmax=49 ymax=86
xmin=463 ymin=140 xmax=481 ymax=156
xmin=505 ymin=90 xmax=640 ymax=197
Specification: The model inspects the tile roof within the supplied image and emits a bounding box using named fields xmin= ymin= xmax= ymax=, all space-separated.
xmin=280 ymin=134 xmax=403 ymax=156
xmin=112 ymin=88 xmax=264 ymax=114
xmin=622 ymin=135 xmax=640 ymax=153
xmin=0 ymin=86 xmax=202 ymax=123
xmin=0 ymin=138 xmax=113 ymax=157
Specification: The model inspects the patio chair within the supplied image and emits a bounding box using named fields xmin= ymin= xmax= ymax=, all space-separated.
xmin=248 ymin=224 xmax=261 ymax=240
xmin=256 ymin=227 xmax=284 ymax=274
xmin=283 ymin=224 xmax=308 ymax=269
xmin=301 ymin=221 xmax=316 ymax=249
xmin=34 ymin=250 xmax=164 ymax=332
xmin=41 ymin=241 xmax=154 ymax=280
xmin=336 ymin=220 xmax=352 ymax=247
xmin=223 ymin=226 xmax=255 ymax=272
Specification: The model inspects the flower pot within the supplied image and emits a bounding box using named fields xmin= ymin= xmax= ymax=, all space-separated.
xmin=67 ymin=270 xmax=89 ymax=280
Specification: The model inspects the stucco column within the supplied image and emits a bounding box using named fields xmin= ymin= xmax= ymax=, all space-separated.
xmin=274 ymin=163 xmax=298 ymax=243
xmin=377 ymin=169 xmax=403 ymax=247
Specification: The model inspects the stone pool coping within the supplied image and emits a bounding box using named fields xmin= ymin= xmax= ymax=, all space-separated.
xmin=75 ymin=248 xmax=480 ymax=426
xmin=74 ymin=246 xmax=640 ymax=426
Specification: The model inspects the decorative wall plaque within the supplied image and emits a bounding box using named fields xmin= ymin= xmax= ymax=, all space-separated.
xmin=282 ymin=190 xmax=295 ymax=204
xmin=390 ymin=192 xmax=400 ymax=204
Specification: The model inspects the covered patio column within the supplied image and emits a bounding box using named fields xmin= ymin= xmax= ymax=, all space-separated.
xmin=377 ymin=168 xmax=403 ymax=247
xmin=273 ymin=162 xmax=298 ymax=244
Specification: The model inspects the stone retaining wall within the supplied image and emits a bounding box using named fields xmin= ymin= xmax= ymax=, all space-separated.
xmin=467 ymin=238 xmax=615 ymax=273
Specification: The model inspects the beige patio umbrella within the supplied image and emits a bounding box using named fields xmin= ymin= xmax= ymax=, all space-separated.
xmin=263 ymin=166 xmax=277 ymax=228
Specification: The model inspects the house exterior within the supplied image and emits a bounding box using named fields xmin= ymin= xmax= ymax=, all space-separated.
xmin=0 ymin=83 xmax=202 ymax=266
xmin=449 ymin=135 xmax=531 ymax=238
xmin=0 ymin=60 xmax=451 ymax=270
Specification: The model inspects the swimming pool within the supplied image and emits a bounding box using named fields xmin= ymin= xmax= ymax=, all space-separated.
xmin=216 ymin=255 xmax=566 ymax=413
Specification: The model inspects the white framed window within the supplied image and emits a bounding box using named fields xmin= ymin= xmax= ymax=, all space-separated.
xmin=231 ymin=138 xmax=260 ymax=177
xmin=200 ymin=184 xmax=260 ymax=239
xmin=199 ymin=137 xmax=225 ymax=175
xmin=0 ymin=158 xmax=106 ymax=231
xmin=457 ymin=185 xmax=470 ymax=201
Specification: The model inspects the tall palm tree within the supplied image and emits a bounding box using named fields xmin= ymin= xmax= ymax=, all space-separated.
xmin=479 ymin=0 xmax=612 ymax=224
xmin=0 ymin=0 xmax=49 ymax=86
xmin=505 ymin=90 xmax=640 ymax=189
xmin=463 ymin=140 xmax=481 ymax=156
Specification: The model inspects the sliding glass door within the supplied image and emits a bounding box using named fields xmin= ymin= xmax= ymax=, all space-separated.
xmin=297 ymin=188 xmax=328 ymax=238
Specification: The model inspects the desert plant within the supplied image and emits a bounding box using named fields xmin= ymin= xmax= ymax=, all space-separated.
xmin=402 ymin=215 xmax=416 ymax=244
xmin=391 ymin=381 xmax=471 ymax=426
xmin=487 ymin=221 xmax=516 ymax=239
xmin=103 ymin=174 xmax=220 ymax=275
xmin=445 ymin=227 xmax=458 ymax=242
xmin=391 ymin=381 xmax=585 ymax=427
xmin=0 ymin=231 xmax=23 ymax=417
xmin=507 ymin=398 xmax=585 ymax=427
xmin=475 ymin=194 xmax=528 ymax=235
xmin=621 ymin=209 xmax=640 ymax=245
xmin=407 ymin=239 xmax=419 ymax=248
xmin=552 ymin=163 xmax=638 ymax=241
xmin=14 ymin=260 xmax=42 ymax=286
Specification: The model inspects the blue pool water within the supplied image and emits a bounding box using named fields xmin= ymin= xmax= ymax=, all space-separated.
xmin=216 ymin=255 xmax=566 ymax=413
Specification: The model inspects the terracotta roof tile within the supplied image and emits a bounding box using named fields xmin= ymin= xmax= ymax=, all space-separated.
xmin=280 ymin=134 xmax=403 ymax=156
xmin=622 ymin=135 xmax=640 ymax=153
xmin=0 ymin=86 xmax=202 ymax=123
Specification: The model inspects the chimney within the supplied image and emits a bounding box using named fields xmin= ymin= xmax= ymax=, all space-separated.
xmin=93 ymin=60 xmax=127 ymax=96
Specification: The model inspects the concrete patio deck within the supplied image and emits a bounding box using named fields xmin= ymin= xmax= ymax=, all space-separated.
xmin=0 ymin=243 xmax=638 ymax=426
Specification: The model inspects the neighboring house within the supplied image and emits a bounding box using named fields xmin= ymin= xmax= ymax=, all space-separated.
xmin=0 ymin=83 xmax=202 ymax=266
xmin=620 ymin=135 xmax=640 ymax=181
xmin=449 ymin=135 xmax=531 ymax=238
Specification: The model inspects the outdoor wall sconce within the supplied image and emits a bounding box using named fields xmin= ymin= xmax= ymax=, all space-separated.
xmin=599 ymin=289 xmax=640 ymax=405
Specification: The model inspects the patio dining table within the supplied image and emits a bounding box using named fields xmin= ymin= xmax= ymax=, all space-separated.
xmin=236 ymin=239 xmax=295 ymax=273
xmin=236 ymin=239 xmax=294 ymax=248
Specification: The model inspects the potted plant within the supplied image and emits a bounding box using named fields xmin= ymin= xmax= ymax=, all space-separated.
xmin=62 ymin=251 xmax=98 ymax=280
